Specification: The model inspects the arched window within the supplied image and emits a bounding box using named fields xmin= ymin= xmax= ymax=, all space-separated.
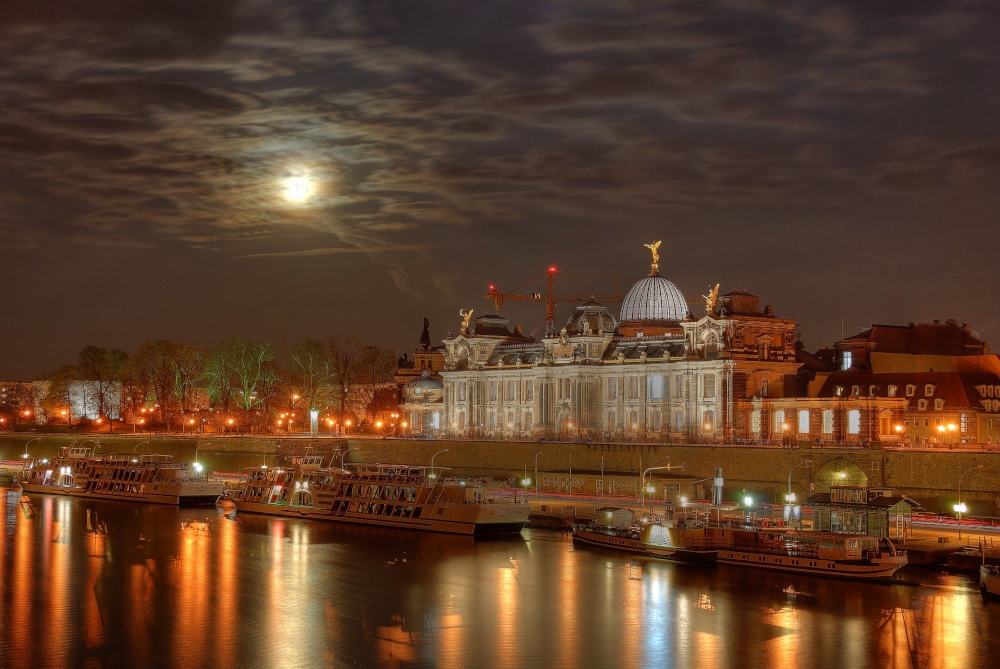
xmin=847 ymin=410 xmax=861 ymax=435
xmin=822 ymin=410 xmax=834 ymax=434
xmin=798 ymin=410 xmax=810 ymax=434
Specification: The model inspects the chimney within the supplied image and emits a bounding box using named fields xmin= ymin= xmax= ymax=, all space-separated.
xmin=933 ymin=319 xmax=940 ymax=324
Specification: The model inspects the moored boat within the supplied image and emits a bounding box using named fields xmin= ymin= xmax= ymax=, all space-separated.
xmin=222 ymin=457 xmax=529 ymax=536
xmin=18 ymin=447 xmax=224 ymax=506
xmin=573 ymin=505 xmax=908 ymax=580
xmin=981 ymin=564 xmax=1000 ymax=598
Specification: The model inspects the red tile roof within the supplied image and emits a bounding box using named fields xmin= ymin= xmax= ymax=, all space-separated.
xmin=840 ymin=321 xmax=987 ymax=356
xmin=815 ymin=371 xmax=1000 ymax=411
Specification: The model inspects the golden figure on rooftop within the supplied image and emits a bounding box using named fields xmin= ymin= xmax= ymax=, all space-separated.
xmin=704 ymin=284 xmax=720 ymax=312
xmin=459 ymin=308 xmax=474 ymax=333
xmin=644 ymin=240 xmax=661 ymax=273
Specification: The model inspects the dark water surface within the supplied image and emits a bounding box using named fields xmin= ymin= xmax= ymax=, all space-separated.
xmin=2 ymin=489 xmax=998 ymax=669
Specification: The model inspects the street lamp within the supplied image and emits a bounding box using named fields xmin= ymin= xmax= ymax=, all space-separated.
xmin=21 ymin=437 xmax=41 ymax=460
xmin=429 ymin=449 xmax=449 ymax=480
xmin=535 ymin=451 xmax=543 ymax=496
xmin=133 ymin=439 xmax=152 ymax=455
xmin=194 ymin=442 xmax=212 ymax=478
xmin=956 ymin=464 xmax=983 ymax=539
xmin=641 ymin=461 xmax=683 ymax=514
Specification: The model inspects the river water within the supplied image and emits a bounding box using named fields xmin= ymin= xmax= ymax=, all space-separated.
xmin=1 ymin=488 xmax=998 ymax=669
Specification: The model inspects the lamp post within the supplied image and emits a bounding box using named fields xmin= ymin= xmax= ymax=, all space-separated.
xmin=194 ymin=442 xmax=211 ymax=478
xmin=21 ymin=437 xmax=41 ymax=461
xmin=785 ymin=459 xmax=811 ymax=529
xmin=429 ymin=448 xmax=449 ymax=480
xmin=133 ymin=439 xmax=152 ymax=455
xmin=641 ymin=462 xmax=684 ymax=515
xmin=535 ymin=451 xmax=543 ymax=496
xmin=956 ymin=464 xmax=983 ymax=540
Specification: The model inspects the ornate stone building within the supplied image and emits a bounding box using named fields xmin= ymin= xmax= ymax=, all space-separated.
xmin=403 ymin=244 xmax=801 ymax=441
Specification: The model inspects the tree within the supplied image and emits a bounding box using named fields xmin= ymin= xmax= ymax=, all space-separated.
xmin=77 ymin=346 xmax=128 ymax=421
xmin=1 ymin=382 xmax=36 ymax=427
xmin=132 ymin=340 xmax=180 ymax=423
xmin=329 ymin=335 xmax=364 ymax=421
xmin=172 ymin=343 xmax=205 ymax=412
xmin=40 ymin=365 xmax=78 ymax=425
xmin=355 ymin=345 xmax=398 ymax=422
xmin=207 ymin=339 xmax=278 ymax=412
xmin=119 ymin=357 xmax=151 ymax=425
xmin=287 ymin=338 xmax=334 ymax=412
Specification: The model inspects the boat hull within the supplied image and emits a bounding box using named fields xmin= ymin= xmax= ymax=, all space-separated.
xmin=573 ymin=526 xmax=906 ymax=580
xmin=229 ymin=499 xmax=528 ymax=536
xmin=19 ymin=482 xmax=223 ymax=506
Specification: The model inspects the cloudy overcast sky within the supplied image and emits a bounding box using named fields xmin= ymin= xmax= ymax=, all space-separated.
xmin=1 ymin=0 xmax=998 ymax=379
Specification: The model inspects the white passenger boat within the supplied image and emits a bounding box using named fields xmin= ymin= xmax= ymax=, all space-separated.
xmin=18 ymin=447 xmax=224 ymax=506
xmin=222 ymin=457 xmax=530 ymax=536
xmin=573 ymin=506 xmax=908 ymax=580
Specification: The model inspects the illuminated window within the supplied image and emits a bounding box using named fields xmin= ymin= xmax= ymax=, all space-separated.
xmin=798 ymin=410 xmax=810 ymax=434
xmin=847 ymin=410 xmax=861 ymax=435
xmin=458 ymin=382 xmax=467 ymax=402
xmin=888 ymin=385 xmax=897 ymax=397
xmin=834 ymin=386 xmax=843 ymax=397
xmin=851 ymin=385 xmax=860 ymax=396
xmin=648 ymin=375 xmax=664 ymax=400
xmin=905 ymin=385 xmax=915 ymax=397
xmin=822 ymin=410 xmax=834 ymax=434
xmin=904 ymin=418 xmax=909 ymax=427
xmin=702 ymin=410 xmax=714 ymax=431
xmin=841 ymin=351 xmax=852 ymax=370
xmin=774 ymin=410 xmax=786 ymax=431
xmin=961 ymin=413 xmax=968 ymax=432
xmin=703 ymin=375 xmax=716 ymax=399
xmin=751 ymin=410 xmax=761 ymax=433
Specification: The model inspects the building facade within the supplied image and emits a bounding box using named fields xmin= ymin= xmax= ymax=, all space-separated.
xmin=404 ymin=246 xmax=800 ymax=441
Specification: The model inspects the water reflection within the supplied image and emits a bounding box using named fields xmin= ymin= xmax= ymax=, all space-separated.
xmin=2 ymin=488 xmax=999 ymax=669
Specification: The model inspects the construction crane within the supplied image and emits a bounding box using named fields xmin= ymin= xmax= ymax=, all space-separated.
xmin=484 ymin=266 xmax=624 ymax=337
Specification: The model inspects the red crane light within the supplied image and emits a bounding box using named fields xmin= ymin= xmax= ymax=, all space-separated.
xmin=548 ymin=266 xmax=557 ymax=273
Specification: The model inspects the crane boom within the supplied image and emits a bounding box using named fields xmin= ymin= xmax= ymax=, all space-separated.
xmin=484 ymin=267 xmax=624 ymax=337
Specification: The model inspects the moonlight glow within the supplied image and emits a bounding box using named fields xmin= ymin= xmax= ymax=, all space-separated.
xmin=284 ymin=177 xmax=311 ymax=202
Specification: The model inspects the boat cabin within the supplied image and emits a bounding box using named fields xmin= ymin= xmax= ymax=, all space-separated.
xmin=805 ymin=486 xmax=918 ymax=540
xmin=594 ymin=507 xmax=634 ymax=528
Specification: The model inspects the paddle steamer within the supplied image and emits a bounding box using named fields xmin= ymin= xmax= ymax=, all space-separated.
xmin=222 ymin=456 xmax=529 ymax=535
xmin=18 ymin=446 xmax=223 ymax=506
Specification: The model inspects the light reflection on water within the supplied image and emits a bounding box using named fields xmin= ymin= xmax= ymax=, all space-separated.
xmin=2 ymin=488 xmax=999 ymax=669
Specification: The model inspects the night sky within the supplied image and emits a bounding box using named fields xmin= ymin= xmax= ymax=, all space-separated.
xmin=1 ymin=1 xmax=998 ymax=380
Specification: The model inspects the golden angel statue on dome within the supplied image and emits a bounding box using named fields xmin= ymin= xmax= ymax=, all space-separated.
xmin=459 ymin=308 xmax=474 ymax=333
xmin=643 ymin=240 xmax=661 ymax=265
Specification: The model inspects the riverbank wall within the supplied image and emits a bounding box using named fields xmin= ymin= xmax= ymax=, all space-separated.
xmin=2 ymin=434 xmax=997 ymax=515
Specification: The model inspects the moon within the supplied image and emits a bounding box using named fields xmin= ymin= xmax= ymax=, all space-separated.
xmin=284 ymin=177 xmax=311 ymax=202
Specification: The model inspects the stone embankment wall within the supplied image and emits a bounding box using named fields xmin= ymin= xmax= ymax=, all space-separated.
xmin=2 ymin=434 xmax=997 ymax=515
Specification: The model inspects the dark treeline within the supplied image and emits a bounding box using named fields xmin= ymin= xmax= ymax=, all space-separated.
xmin=12 ymin=336 xmax=398 ymax=433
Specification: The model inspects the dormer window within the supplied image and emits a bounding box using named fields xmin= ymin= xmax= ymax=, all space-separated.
xmin=841 ymin=351 xmax=852 ymax=371
xmin=834 ymin=386 xmax=843 ymax=397
xmin=851 ymin=385 xmax=860 ymax=396
xmin=925 ymin=384 xmax=935 ymax=396
xmin=888 ymin=385 xmax=897 ymax=397
xmin=935 ymin=399 xmax=944 ymax=410
xmin=918 ymin=399 xmax=927 ymax=410
xmin=905 ymin=384 xmax=915 ymax=397
xmin=869 ymin=385 xmax=877 ymax=397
